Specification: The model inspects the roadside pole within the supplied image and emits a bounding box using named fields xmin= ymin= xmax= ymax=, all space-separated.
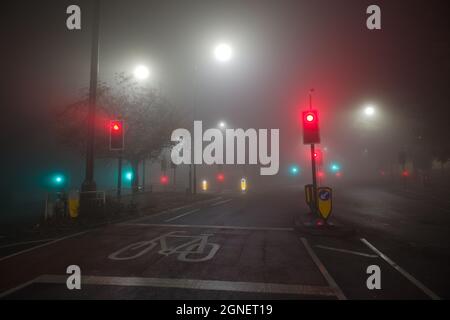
xmin=117 ymin=152 xmax=123 ymax=199
xmin=310 ymin=143 xmax=318 ymax=216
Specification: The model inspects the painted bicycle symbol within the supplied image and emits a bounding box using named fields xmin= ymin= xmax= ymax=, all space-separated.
xmin=108 ymin=231 xmax=220 ymax=262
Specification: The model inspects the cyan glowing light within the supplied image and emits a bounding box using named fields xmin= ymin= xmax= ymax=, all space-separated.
xmin=289 ymin=165 xmax=300 ymax=176
xmin=329 ymin=163 xmax=341 ymax=172
xmin=52 ymin=174 xmax=65 ymax=185
xmin=125 ymin=171 xmax=133 ymax=181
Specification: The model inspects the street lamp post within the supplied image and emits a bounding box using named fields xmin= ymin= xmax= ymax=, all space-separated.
xmin=80 ymin=0 xmax=101 ymax=209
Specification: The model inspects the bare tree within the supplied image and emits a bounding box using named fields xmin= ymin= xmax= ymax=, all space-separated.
xmin=56 ymin=73 xmax=185 ymax=191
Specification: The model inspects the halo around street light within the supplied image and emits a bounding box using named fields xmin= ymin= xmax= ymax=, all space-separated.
xmin=364 ymin=105 xmax=376 ymax=116
xmin=133 ymin=65 xmax=150 ymax=80
xmin=214 ymin=43 xmax=233 ymax=62
xmin=218 ymin=121 xmax=226 ymax=129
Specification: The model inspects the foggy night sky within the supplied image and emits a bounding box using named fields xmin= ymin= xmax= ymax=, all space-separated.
xmin=1 ymin=0 xmax=449 ymax=219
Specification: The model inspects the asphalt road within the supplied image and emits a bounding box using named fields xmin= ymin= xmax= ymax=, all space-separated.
xmin=0 ymin=183 xmax=448 ymax=300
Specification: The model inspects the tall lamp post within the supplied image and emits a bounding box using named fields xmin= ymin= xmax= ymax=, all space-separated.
xmin=80 ymin=0 xmax=101 ymax=208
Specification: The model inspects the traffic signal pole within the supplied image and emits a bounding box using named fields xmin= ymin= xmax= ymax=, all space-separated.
xmin=117 ymin=153 xmax=123 ymax=199
xmin=310 ymin=143 xmax=318 ymax=216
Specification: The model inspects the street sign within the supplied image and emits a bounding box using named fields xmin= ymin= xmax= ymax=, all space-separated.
xmin=317 ymin=187 xmax=332 ymax=220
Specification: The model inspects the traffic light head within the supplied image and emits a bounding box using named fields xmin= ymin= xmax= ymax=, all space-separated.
xmin=110 ymin=120 xmax=124 ymax=150
xmin=302 ymin=110 xmax=320 ymax=144
xmin=216 ymin=173 xmax=225 ymax=182
xmin=160 ymin=175 xmax=169 ymax=185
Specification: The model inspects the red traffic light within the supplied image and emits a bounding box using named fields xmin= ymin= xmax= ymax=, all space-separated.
xmin=216 ymin=173 xmax=225 ymax=182
xmin=110 ymin=120 xmax=124 ymax=150
xmin=305 ymin=113 xmax=315 ymax=122
xmin=302 ymin=110 xmax=320 ymax=144
xmin=160 ymin=175 xmax=169 ymax=185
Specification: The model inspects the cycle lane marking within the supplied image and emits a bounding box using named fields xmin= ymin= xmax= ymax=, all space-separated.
xmin=360 ymin=238 xmax=441 ymax=300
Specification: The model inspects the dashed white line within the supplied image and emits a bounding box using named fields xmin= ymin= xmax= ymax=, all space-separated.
xmin=165 ymin=209 xmax=200 ymax=222
xmin=301 ymin=238 xmax=347 ymax=300
xmin=360 ymin=238 xmax=441 ymax=300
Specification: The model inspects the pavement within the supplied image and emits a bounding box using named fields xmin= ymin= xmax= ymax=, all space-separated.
xmin=0 ymin=183 xmax=448 ymax=300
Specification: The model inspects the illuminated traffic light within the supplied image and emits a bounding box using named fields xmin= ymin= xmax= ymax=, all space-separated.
xmin=216 ymin=173 xmax=225 ymax=182
xmin=302 ymin=110 xmax=320 ymax=144
xmin=289 ymin=165 xmax=300 ymax=176
xmin=329 ymin=162 xmax=341 ymax=173
xmin=125 ymin=171 xmax=133 ymax=181
xmin=50 ymin=174 xmax=66 ymax=187
xmin=313 ymin=149 xmax=323 ymax=166
xmin=160 ymin=175 xmax=169 ymax=185
xmin=110 ymin=120 xmax=124 ymax=150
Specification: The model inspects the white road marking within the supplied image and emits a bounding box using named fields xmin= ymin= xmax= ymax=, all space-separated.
xmin=0 ymin=231 xmax=88 ymax=263
xmin=18 ymin=274 xmax=336 ymax=297
xmin=124 ymin=197 xmax=224 ymax=224
xmin=315 ymin=245 xmax=378 ymax=258
xmin=0 ymin=277 xmax=40 ymax=299
xmin=210 ymin=199 xmax=233 ymax=207
xmin=301 ymin=238 xmax=347 ymax=300
xmin=360 ymin=238 xmax=441 ymax=300
xmin=0 ymin=239 xmax=56 ymax=250
xmin=120 ymin=223 xmax=295 ymax=232
xmin=165 ymin=209 xmax=200 ymax=222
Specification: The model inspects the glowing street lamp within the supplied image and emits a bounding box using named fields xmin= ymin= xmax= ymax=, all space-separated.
xmin=133 ymin=65 xmax=150 ymax=80
xmin=364 ymin=105 xmax=376 ymax=117
xmin=213 ymin=43 xmax=233 ymax=63
xmin=218 ymin=121 xmax=226 ymax=129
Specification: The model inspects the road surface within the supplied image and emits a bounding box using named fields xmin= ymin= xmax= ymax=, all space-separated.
xmin=0 ymin=184 xmax=448 ymax=300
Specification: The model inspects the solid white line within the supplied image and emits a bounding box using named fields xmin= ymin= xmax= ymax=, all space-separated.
xmin=120 ymin=223 xmax=295 ymax=232
xmin=31 ymin=274 xmax=336 ymax=297
xmin=165 ymin=209 xmax=200 ymax=222
xmin=0 ymin=239 xmax=55 ymax=250
xmin=0 ymin=230 xmax=89 ymax=263
xmin=210 ymin=199 xmax=233 ymax=207
xmin=360 ymin=238 xmax=441 ymax=300
xmin=301 ymin=238 xmax=346 ymax=300
xmin=315 ymin=245 xmax=378 ymax=258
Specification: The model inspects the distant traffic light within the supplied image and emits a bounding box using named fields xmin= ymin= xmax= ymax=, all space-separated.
xmin=160 ymin=175 xmax=169 ymax=185
xmin=125 ymin=171 xmax=133 ymax=181
xmin=216 ymin=173 xmax=225 ymax=182
xmin=302 ymin=110 xmax=320 ymax=144
xmin=329 ymin=162 xmax=341 ymax=173
xmin=51 ymin=174 xmax=66 ymax=187
xmin=313 ymin=149 xmax=323 ymax=166
xmin=289 ymin=165 xmax=300 ymax=176
xmin=110 ymin=120 xmax=124 ymax=150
